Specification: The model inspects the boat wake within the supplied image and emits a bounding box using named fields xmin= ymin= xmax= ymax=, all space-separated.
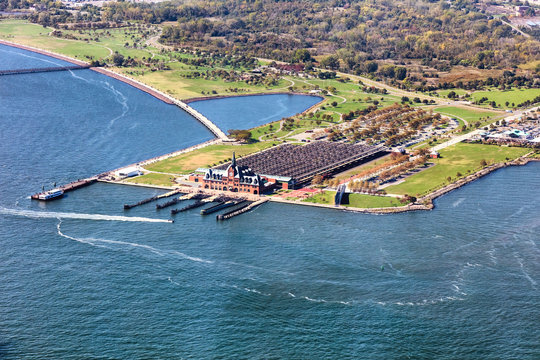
xmin=102 ymin=81 xmax=129 ymax=129
xmin=56 ymin=221 xmax=214 ymax=264
xmin=452 ymin=197 xmax=465 ymax=208
xmin=0 ymin=206 xmax=170 ymax=223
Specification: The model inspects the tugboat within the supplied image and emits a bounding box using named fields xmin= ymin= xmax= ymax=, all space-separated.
xmin=31 ymin=188 xmax=64 ymax=201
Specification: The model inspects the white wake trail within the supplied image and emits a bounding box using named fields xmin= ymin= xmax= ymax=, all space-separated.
xmin=0 ymin=207 xmax=170 ymax=223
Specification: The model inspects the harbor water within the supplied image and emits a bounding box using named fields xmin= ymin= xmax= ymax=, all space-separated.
xmin=0 ymin=45 xmax=539 ymax=359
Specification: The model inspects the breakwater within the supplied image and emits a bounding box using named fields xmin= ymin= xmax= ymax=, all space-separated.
xmin=0 ymin=65 xmax=90 ymax=76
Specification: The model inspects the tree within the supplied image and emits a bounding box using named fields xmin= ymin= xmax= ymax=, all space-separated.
xmin=292 ymin=49 xmax=312 ymax=63
xmin=395 ymin=67 xmax=407 ymax=80
xmin=311 ymin=175 xmax=323 ymax=185
xmin=365 ymin=61 xmax=378 ymax=73
xmin=112 ymin=53 xmax=125 ymax=66
xmin=320 ymin=55 xmax=340 ymax=70
xmin=228 ymin=129 xmax=252 ymax=142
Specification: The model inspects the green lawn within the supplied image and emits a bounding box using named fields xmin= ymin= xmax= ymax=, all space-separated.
xmin=434 ymin=106 xmax=500 ymax=126
xmin=126 ymin=69 xmax=289 ymax=99
xmin=303 ymin=191 xmax=336 ymax=205
xmin=144 ymin=142 xmax=279 ymax=174
xmin=125 ymin=173 xmax=176 ymax=186
xmin=298 ymin=78 xmax=403 ymax=122
xmin=385 ymin=143 xmax=530 ymax=196
xmin=302 ymin=191 xmax=403 ymax=208
xmin=471 ymin=88 xmax=540 ymax=108
xmin=342 ymin=194 xmax=402 ymax=208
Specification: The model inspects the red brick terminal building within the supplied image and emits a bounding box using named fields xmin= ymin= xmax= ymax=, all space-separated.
xmin=189 ymin=153 xmax=263 ymax=195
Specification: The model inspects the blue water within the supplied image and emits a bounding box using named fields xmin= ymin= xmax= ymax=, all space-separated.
xmin=0 ymin=43 xmax=73 ymax=70
xmin=1 ymin=46 xmax=539 ymax=359
xmin=190 ymin=94 xmax=321 ymax=131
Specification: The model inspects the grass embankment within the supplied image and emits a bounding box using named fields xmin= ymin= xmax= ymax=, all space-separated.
xmin=385 ymin=143 xmax=530 ymax=196
xmin=125 ymin=173 xmax=176 ymax=187
xmin=303 ymin=191 xmax=402 ymax=208
xmin=144 ymin=142 xmax=279 ymax=174
xmin=471 ymin=88 xmax=540 ymax=109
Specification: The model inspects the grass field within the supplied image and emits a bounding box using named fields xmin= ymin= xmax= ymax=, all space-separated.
xmin=303 ymin=191 xmax=336 ymax=205
xmin=125 ymin=173 xmax=176 ymax=186
xmin=471 ymin=88 xmax=540 ymax=108
xmin=0 ymin=21 xmax=112 ymax=59
xmin=434 ymin=106 xmax=501 ymax=126
xmin=124 ymin=68 xmax=288 ymax=100
xmin=437 ymin=89 xmax=468 ymax=98
xmin=0 ymin=20 xmax=288 ymax=99
xmin=144 ymin=142 xmax=279 ymax=174
xmin=342 ymin=194 xmax=402 ymax=208
xmin=302 ymin=191 xmax=403 ymax=208
xmin=385 ymin=143 xmax=530 ymax=196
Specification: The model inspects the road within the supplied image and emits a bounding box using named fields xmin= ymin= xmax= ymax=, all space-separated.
xmin=432 ymin=106 xmax=539 ymax=152
xmin=501 ymin=20 xmax=530 ymax=38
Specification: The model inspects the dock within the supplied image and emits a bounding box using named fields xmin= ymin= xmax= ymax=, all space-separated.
xmin=216 ymin=199 xmax=268 ymax=221
xmin=123 ymin=189 xmax=183 ymax=210
xmin=31 ymin=178 xmax=96 ymax=201
xmin=156 ymin=192 xmax=203 ymax=210
xmin=201 ymin=200 xmax=239 ymax=215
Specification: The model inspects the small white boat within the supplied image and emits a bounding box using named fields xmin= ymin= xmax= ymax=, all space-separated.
xmin=34 ymin=189 xmax=64 ymax=201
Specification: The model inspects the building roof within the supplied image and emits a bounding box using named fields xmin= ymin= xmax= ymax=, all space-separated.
xmin=205 ymin=152 xmax=261 ymax=186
